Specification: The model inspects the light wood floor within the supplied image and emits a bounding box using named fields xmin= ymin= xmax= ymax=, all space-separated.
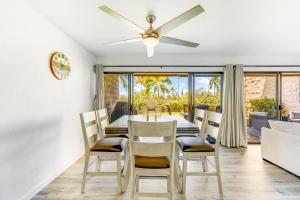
xmin=33 ymin=145 xmax=300 ymax=200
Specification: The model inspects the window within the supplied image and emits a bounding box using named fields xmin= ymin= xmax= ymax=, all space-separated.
xmin=103 ymin=71 xmax=224 ymax=121
xmin=104 ymin=74 xmax=128 ymax=116
xmin=132 ymin=73 xmax=188 ymax=117
xmin=194 ymin=74 xmax=222 ymax=112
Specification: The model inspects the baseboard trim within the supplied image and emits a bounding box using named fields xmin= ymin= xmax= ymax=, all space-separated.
xmin=19 ymin=152 xmax=84 ymax=200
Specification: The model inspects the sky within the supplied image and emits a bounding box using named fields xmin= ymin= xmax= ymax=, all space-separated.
xmin=119 ymin=76 xmax=214 ymax=96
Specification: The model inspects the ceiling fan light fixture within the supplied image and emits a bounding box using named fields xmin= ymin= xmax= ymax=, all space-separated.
xmin=143 ymin=36 xmax=159 ymax=47
xmin=99 ymin=5 xmax=204 ymax=57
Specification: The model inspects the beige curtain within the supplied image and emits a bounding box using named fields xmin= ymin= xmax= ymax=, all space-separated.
xmin=221 ymin=64 xmax=247 ymax=147
xmin=95 ymin=64 xmax=105 ymax=110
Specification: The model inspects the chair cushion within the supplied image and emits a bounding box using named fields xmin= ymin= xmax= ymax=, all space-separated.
xmin=105 ymin=134 xmax=129 ymax=139
xmin=91 ymin=138 xmax=126 ymax=152
xmin=177 ymin=137 xmax=215 ymax=152
xmin=135 ymin=156 xmax=170 ymax=169
xmin=176 ymin=134 xmax=198 ymax=138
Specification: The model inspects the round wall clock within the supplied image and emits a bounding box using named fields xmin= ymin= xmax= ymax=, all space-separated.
xmin=49 ymin=52 xmax=71 ymax=80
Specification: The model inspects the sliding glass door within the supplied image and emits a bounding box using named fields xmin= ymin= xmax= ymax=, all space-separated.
xmin=244 ymin=73 xmax=279 ymax=143
xmin=103 ymin=71 xmax=224 ymax=122
xmin=281 ymin=73 xmax=300 ymax=121
xmin=103 ymin=70 xmax=300 ymax=143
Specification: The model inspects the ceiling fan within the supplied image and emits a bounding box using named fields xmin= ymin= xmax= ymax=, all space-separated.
xmin=99 ymin=5 xmax=205 ymax=57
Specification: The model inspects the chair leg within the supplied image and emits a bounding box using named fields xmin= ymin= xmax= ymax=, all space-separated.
xmin=215 ymin=155 xmax=223 ymax=195
xmin=116 ymin=153 xmax=122 ymax=193
xmin=135 ymin=175 xmax=139 ymax=192
xmin=167 ymin=175 xmax=171 ymax=192
xmin=121 ymin=150 xmax=131 ymax=192
xmin=81 ymin=153 xmax=89 ymax=193
xmin=168 ymin=174 xmax=173 ymax=200
xmin=174 ymin=146 xmax=182 ymax=192
xmin=202 ymin=156 xmax=208 ymax=172
xmin=182 ymin=153 xmax=188 ymax=194
xmin=130 ymin=174 xmax=136 ymax=200
xmin=97 ymin=155 xmax=102 ymax=172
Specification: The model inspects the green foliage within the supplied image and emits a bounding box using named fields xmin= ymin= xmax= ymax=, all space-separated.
xmin=133 ymin=91 xmax=220 ymax=113
xmin=145 ymin=76 xmax=172 ymax=96
xmin=249 ymin=97 xmax=276 ymax=117
xmin=118 ymin=76 xmax=221 ymax=113
xmin=167 ymin=99 xmax=183 ymax=112
xmin=195 ymin=92 xmax=221 ymax=111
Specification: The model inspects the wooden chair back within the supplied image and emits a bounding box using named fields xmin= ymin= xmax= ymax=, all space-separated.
xmin=146 ymin=101 xmax=156 ymax=110
xmin=128 ymin=120 xmax=177 ymax=158
xmin=204 ymin=111 xmax=223 ymax=150
xmin=183 ymin=104 xmax=189 ymax=113
xmin=80 ymin=111 xmax=100 ymax=153
xmin=96 ymin=108 xmax=109 ymax=138
xmin=193 ymin=109 xmax=207 ymax=135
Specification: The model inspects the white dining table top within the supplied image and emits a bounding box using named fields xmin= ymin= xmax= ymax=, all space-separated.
xmin=105 ymin=115 xmax=199 ymax=135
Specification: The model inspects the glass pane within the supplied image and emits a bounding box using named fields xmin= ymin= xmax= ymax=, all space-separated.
xmin=194 ymin=75 xmax=222 ymax=112
xmin=104 ymin=74 xmax=128 ymax=119
xmin=281 ymin=73 xmax=300 ymax=121
xmin=244 ymin=74 xmax=277 ymax=143
xmin=133 ymin=74 xmax=188 ymax=118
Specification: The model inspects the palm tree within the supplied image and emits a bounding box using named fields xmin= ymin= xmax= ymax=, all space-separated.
xmin=170 ymin=86 xmax=178 ymax=97
xmin=145 ymin=76 xmax=172 ymax=97
xmin=134 ymin=76 xmax=147 ymax=92
xmin=119 ymin=75 xmax=128 ymax=89
xmin=209 ymin=76 xmax=220 ymax=95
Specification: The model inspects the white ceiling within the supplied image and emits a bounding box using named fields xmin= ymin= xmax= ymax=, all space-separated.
xmin=27 ymin=0 xmax=300 ymax=59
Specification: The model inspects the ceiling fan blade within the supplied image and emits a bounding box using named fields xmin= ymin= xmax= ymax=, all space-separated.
xmin=146 ymin=46 xmax=155 ymax=57
xmin=99 ymin=5 xmax=145 ymax=34
xmin=104 ymin=38 xmax=142 ymax=46
xmin=160 ymin=36 xmax=199 ymax=48
xmin=155 ymin=5 xmax=204 ymax=36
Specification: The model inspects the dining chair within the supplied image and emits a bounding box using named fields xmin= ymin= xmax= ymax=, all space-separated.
xmin=128 ymin=120 xmax=177 ymax=200
xmin=175 ymin=109 xmax=209 ymax=189
xmin=143 ymin=101 xmax=161 ymax=121
xmin=176 ymin=108 xmax=207 ymax=138
xmin=175 ymin=111 xmax=223 ymax=194
xmin=97 ymin=108 xmax=128 ymax=139
xmin=79 ymin=110 xmax=128 ymax=193
xmin=96 ymin=108 xmax=131 ymax=189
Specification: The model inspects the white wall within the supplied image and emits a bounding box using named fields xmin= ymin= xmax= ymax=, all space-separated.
xmin=0 ymin=1 xmax=96 ymax=200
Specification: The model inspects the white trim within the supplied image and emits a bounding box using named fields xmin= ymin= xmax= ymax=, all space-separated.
xmin=103 ymin=66 xmax=300 ymax=73
xmin=244 ymin=66 xmax=300 ymax=72
xmin=103 ymin=66 xmax=224 ymax=72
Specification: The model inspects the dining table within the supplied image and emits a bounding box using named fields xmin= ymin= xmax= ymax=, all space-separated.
xmin=105 ymin=115 xmax=199 ymax=136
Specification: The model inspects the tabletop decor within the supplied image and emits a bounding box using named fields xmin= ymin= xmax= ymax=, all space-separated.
xmin=49 ymin=52 xmax=71 ymax=80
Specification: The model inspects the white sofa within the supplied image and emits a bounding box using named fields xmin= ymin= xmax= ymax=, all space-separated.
xmin=261 ymin=120 xmax=300 ymax=177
